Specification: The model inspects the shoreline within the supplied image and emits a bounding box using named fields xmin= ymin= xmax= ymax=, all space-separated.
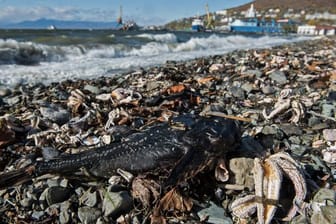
xmin=0 ymin=37 xmax=335 ymax=223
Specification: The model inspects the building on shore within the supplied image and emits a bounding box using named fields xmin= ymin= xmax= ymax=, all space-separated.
xmin=297 ymin=25 xmax=336 ymax=35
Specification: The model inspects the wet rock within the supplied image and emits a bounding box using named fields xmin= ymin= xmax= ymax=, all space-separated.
xmin=102 ymin=190 xmax=132 ymax=217
xmin=197 ymin=202 xmax=232 ymax=224
xmin=59 ymin=201 xmax=71 ymax=224
xmin=241 ymin=82 xmax=254 ymax=93
xmin=5 ymin=95 xmax=20 ymax=106
xmin=323 ymin=129 xmax=336 ymax=142
xmin=321 ymin=104 xmax=335 ymax=117
xmin=228 ymin=158 xmax=254 ymax=191
xmin=47 ymin=177 xmax=63 ymax=187
xmin=0 ymin=86 xmax=11 ymax=97
xmin=262 ymin=125 xmax=278 ymax=135
xmin=209 ymin=63 xmax=224 ymax=73
xmin=242 ymin=69 xmax=262 ymax=78
xmin=279 ymin=124 xmax=303 ymax=136
xmin=327 ymin=91 xmax=336 ymax=101
xmin=290 ymin=214 xmax=310 ymax=224
xmin=32 ymin=211 xmax=45 ymax=220
xmin=312 ymin=123 xmax=330 ymax=131
xmin=40 ymin=104 xmax=70 ymax=125
xmin=322 ymin=148 xmax=336 ymax=164
xmin=78 ymin=206 xmax=102 ymax=224
xmin=84 ymin=84 xmax=101 ymax=95
xmin=46 ymin=186 xmax=72 ymax=206
xmin=308 ymin=116 xmax=321 ymax=128
xmin=80 ymin=189 xmax=98 ymax=207
xmin=262 ymin=85 xmax=276 ymax=95
xmin=20 ymin=197 xmax=34 ymax=207
xmin=269 ymin=70 xmax=287 ymax=85
xmin=313 ymin=188 xmax=336 ymax=203
xmin=229 ymin=86 xmax=245 ymax=100
xmin=59 ymin=210 xmax=70 ymax=224
xmin=311 ymin=206 xmax=336 ymax=224
xmin=42 ymin=147 xmax=61 ymax=161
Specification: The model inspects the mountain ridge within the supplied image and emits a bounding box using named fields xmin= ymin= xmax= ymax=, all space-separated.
xmin=1 ymin=18 xmax=121 ymax=29
xmin=230 ymin=0 xmax=336 ymax=12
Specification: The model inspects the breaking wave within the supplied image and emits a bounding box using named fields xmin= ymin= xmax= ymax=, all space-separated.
xmin=135 ymin=33 xmax=178 ymax=43
xmin=0 ymin=33 xmax=313 ymax=85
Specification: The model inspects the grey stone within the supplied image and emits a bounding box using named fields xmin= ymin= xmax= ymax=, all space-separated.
xmin=322 ymin=104 xmax=335 ymax=117
xmin=0 ymin=86 xmax=11 ymax=97
xmin=42 ymin=147 xmax=60 ymax=161
xmin=289 ymin=136 xmax=301 ymax=145
xmin=241 ymin=82 xmax=254 ymax=93
xmin=197 ymin=202 xmax=233 ymax=224
xmin=20 ymin=198 xmax=34 ymax=207
xmin=84 ymin=84 xmax=101 ymax=94
xmin=6 ymin=95 xmax=20 ymax=105
xmin=40 ymin=105 xmax=70 ymax=125
xmin=47 ymin=178 xmax=61 ymax=187
xmin=269 ymin=70 xmax=287 ymax=85
xmin=59 ymin=210 xmax=70 ymax=224
xmin=80 ymin=190 xmax=98 ymax=207
xmin=311 ymin=123 xmax=330 ymax=130
xmin=46 ymin=186 xmax=71 ymax=206
xmin=308 ymin=116 xmax=321 ymax=127
xmin=229 ymin=158 xmax=255 ymax=191
xmin=323 ymin=129 xmax=336 ymax=142
xmin=313 ymin=188 xmax=336 ymax=203
xmin=262 ymin=125 xmax=278 ymax=135
xmin=146 ymin=80 xmax=161 ymax=92
xmin=311 ymin=206 xmax=336 ymax=224
xmin=78 ymin=206 xmax=102 ymax=224
xmin=279 ymin=124 xmax=303 ymax=136
xmin=102 ymin=191 xmax=132 ymax=217
xmin=32 ymin=211 xmax=45 ymax=220
xmin=262 ymin=85 xmax=276 ymax=95
xmin=242 ymin=69 xmax=262 ymax=78
xmin=229 ymin=86 xmax=245 ymax=100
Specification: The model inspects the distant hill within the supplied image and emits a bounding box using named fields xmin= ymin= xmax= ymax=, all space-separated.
xmin=165 ymin=0 xmax=336 ymax=30
xmin=229 ymin=0 xmax=336 ymax=13
xmin=1 ymin=18 xmax=122 ymax=29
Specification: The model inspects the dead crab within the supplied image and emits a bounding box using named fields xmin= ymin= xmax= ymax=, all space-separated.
xmin=231 ymin=152 xmax=307 ymax=224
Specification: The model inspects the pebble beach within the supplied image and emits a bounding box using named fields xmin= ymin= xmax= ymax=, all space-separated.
xmin=0 ymin=36 xmax=335 ymax=223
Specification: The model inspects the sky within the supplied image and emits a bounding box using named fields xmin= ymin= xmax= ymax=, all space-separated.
xmin=0 ymin=0 xmax=252 ymax=26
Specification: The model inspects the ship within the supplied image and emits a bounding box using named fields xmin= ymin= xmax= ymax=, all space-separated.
xmin=191 ymin=18 xmax=204 ymax=32
xmin=229 ymin=18 xmax=283 ymax=33
xmin=47 ymin=25 xmax=57 ymax=30
xmin=116 ymin=5 xmax=139 ymax=31
xmin=228 ymin=4 xmax=285 ymax=33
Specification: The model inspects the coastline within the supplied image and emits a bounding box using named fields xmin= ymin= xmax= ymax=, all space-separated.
xmin=0 ymin=37 xmax=335 ymax=223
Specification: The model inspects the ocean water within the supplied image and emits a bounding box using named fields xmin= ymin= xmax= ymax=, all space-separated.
xmin=0 ymin=30 xmax=312 ymax=86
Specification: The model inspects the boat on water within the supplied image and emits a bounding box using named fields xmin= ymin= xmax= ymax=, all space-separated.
xmin=228 ymin=3 xmax=287 ymax=33
xmin=47 ymin=25 xmax=57 ymax=30
xmin=229 ymin=18 xmax=283 ymax=33
xmin=191 ymin=18 xmax=204 ymax=32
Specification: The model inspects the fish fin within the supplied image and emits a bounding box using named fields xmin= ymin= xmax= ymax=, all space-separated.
xmin=0 ymin=165 xmax=35 ymax=189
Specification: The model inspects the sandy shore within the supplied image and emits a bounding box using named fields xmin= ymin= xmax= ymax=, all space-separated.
xmin=0 ymin=36 xmax=335 ymax=223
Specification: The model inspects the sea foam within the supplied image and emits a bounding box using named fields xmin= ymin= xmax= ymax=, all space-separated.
xmin=0 ymin=34 xmax=313 ymax=86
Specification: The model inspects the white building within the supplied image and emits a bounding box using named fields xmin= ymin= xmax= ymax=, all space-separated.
xmin=297 ymin=25 xmax=316 ymax=35
xmin=216 ymin=10 xmax=227 ymax=16
xmin=245 ymin=4 xmax=256 ymax=18
xmin=298 ymin=25 xmax=336 ymax=35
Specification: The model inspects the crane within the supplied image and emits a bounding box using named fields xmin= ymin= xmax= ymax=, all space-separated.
xmin=205 ymin=3 xmax=215 ymax=30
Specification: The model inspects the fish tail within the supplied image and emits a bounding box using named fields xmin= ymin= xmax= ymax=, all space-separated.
xmin=0 ymin=165 xmax=36 ymax=189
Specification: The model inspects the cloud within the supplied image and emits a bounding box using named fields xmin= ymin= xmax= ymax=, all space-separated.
xmin=0 ymin=6 xmax=118 ymax=24
xmin=0 ymin=5 xmax=169 ymax=26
